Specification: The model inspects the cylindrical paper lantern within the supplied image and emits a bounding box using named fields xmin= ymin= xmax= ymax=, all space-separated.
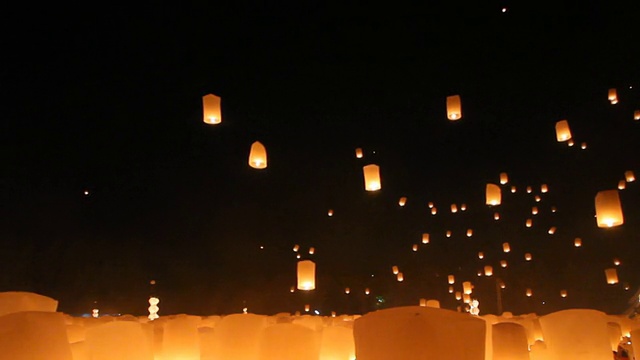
xmin=526 ymin=288 xmax=533 ymax=297
xmin=421 ymin=233 xmax=430 ymax=244
xmin=524 ymin=253 xmax=532 ymax=261
xmin=618 ymin=180 xmax=626 ymax=190
xmin=478 ymin=251 xmax=484 ymax=259
xmin=494 ymin=212 xmax=500 ymax=220
xmin=526 ymin=219 xmax=532 ymax=228
xmin=445 ymin=230 xmax=452 ymax=238
xmin=431 ymin=207 xmax=437 ymax=215
xmin=448 ymin=275 xmax=455 ymax=284
xmin=460 ymin=203 xmax=467 ymax=211
xmin=499 ymin=172 xmax=509 ymax=185
xmin=568 ymin=138 xmax=575 ymax=146
xmin=428 ymin=202 xmax=434 ymax=208
xmin=446 ymin=95 xmax=462 ymax=120
xmin=634 ymin=110 xmax=640 ymax=120
xmin=541 ymin=184 xmax=548 ymax=193
xmin=293 ymin=244 xmax=300 ymax=252
xmin=355 ymin=148 xmax=363 ymax=158
xmin=450 ymin=204 xmax=458 ymax=213
xmin=463 ymin=281 xmax=473 ymax=294
xmin=511 ymin=186 xmax=517 ymax=193
xmin=419 ymin=298 xmax=427 ymax=307
xmin=248 ymin=141 xmax=268 ymax=169
xmin=532 ymin=206 xmax=538 ymax=215
xmin=548 ymin=226 xmax=557 ymax=234
xmin=605 ymin=268 xmax=618 ymax=284
xmin=595 ymin=190 xmax=624 ymax=228
xmin=448 ymin=286 xmax=454 ymax=293
xmin=363 ymin=164 xmax=381 ymax=191
xmin=486 ymin=183 xmax=502 ymax=206
xmin=392 ymin=266 xmax=399 ymax=275
xmin=555 ymin=120 xmax=572 ymax=142
xmin=574 ymin=238 xmax=582 ymax=247
xmin=502 ymin=242 xmax=511 ymax=253
xmin=202 ymin=93 xmax=222 ymax=124
xmin=308 ymin=247 xmax=315 ymax=255
xmin=613 ymin=258 xmax=620 ymax=266
xmin=327 ymin=209 xmax=334 ymax=217
xmin=466 ymin=229 xmax=473 ymax=237
xmin=484 ymin=266 xmax=493 ymax=276
xmin=500 ymin=260 xmax=508 ymax=268
xmin=608 ymin=88 xmax=618 ymax=104
xmin=398 ymin=196 xmax=407 ymax=207
xmin=365 ymin=288 xmax=370 ymax=295
xmin=455 ymin=291 xmax=462 ymax=300
xmin=625 ymin=170 xmax=635 ymax=182
xmin=297 ymin=260 xmax=316 ymax=290
xmin=560 ymin=290 xmax=567 ymax=298
xmin=396 ymin=272 xmax=404 ymax=282
xmin=412 ymin=244 xmax=418 ymax=252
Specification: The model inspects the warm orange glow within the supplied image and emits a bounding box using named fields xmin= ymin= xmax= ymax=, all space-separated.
xmin=526 ymin=186 xmax=532 ymax=193
xmin=446 ymin=95 xmax=462 ymax=120
xmin=463 ymin=281 xmax=473 ymax=295
xmin=412 ymin=244 xmax=418 ymax=252
xmin=431 ymin=207 xmax=437 ymax=215
xmin=531 ymin=206 xmax=538 ymax=215
xmin=511 ymin=186 xmax=517 ymax=193
xmin=297 ymin=260 xmax=316 ymax=290
xmin=466 ymin=229 xmax=473 ymax=237
xmin=605 ymin=268 xmax=618 ymax=284
xmin=308 ymin=247 xmax=315 ymax=255
xmin=293 ymin=244 xmax=300 ymax=252
xmin=526 ymin=288 xmax=533 ymax=297
xmin=202 ymin=93 xmax=222 ymax=124
xmin=363 ymin=164 xmax=381 ymax=191
xmin=421 ymin=233 xmax=430 ymax=244
xmin=494 ymin=212 xmax=500 ymax=220
xmin=486 ymin=183 xmax=501 ymax=206
xmin=392 ymin=266 xmax=399 ymax=275
xmin=248 ymin=141 xmax=268 ymax=169
xmin=595 ymin=189 xmax=624 ymax=228
xmin=365 ymin=288 xmax=370 ymax=295
xmin=618 ymin=180 xmax=626 ymax=190
xmin=555 ymin=120 xmax=572 ymax=142
xmin=568 ymin=139 xmax=575 ymax=147
xmin=574 ymin=237 xmax=582 ymax=247
xmin=428 ymin=201 xmax=434 ymax=208
xmin=397 ymin=272 xmax=404 ymax=282
xmin=327 ymin=209 xmax=334 ymax=217
xmin=525 ymin=253 xmax=532 ymax=261
xmin=502 ymin=242 xmax=511 ymax=253
xmin=525 ymin=219 xmax=532 ymax=228
xmin=448 ymin=285 xmax=454 ymax=293
xmin=608 ymin=88 xmax=618 ymax=104
xmin=635 ymin=110 xmax=640 ymax=120
xmin=419 ymin=298 xmax=427 ymax=307
xmin=448 ymin=275 xmax=455 ymax=284
xmin=541 ymin=184 xmax=548 ymax=193
xmin=450 ymin=204 xmax=458 ymax=213
xmin=445 ymin=230 xmax=452 ymax=238
xmin=455 ymin=291 xmax=462 ymax=300
xmin=625 ymin=170 xmax=636 ymax=182
xmin=500 ymin=260 xmax=507 ymax=268
xmin=499 ymin=172 xmax=508 ymax=185
xmin=548 ymin=226 xmax=557 ymax=235
xmin=613 ymin=258 xmax=621 ymax=266
xmin=398 ymin=196 xmax=407 ymax=207
xmin=478 ymin=251 xmax=484 ymax=259
xmin=355 ymin=147 xmax=363 ymax=158
xmin=460 ymin=203 xmax=467 ymax=211
xmin=484 ymin=266 xmax=493 ymax=276
xmin=560 ymin=290 xmax=568 ymax=298
xmin=345 ymin=287 xmax=350 ymax=294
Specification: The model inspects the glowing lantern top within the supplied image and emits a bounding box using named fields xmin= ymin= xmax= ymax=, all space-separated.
xmin=486 ymin=183 xmax=501 ymax=206
xmin=248 ymin=141 xmax=268 ymax=169
xmin=446 ymin=95 xmax=462 ymax=120
xmin=363 ymin=164 xmax=381 ymax=191
xmin=555 ymin=120 xmax=572 ymax=142
xmin=202 ymin=93 xmax=222 ymax=124
xmin=595 ymin=189 xmax=624 ymax=228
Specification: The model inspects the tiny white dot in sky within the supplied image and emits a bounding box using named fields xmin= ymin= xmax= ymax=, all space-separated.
xmin=502 ymin=7 xmax=507 ymax=12
xmin=83 ymin=190 xmax=89 ymax=195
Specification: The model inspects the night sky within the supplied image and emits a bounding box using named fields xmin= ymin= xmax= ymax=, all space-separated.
xmin=2 ymin=5 xmax=639 ymax=317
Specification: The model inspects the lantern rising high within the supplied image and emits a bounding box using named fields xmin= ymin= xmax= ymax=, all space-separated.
xmin=608 ymin=88 xmax=618 ymax=104
xmin=202 ymin=93 xmax=222 ymax=124
xmin=486 ymin=183 xmax=502 ymax=206
xmin=363 ymin=164 xmax=381 ymax=191
xmin=595 ymin=190 xmax=624 ymax=228
xmin=297 ymin=260 xmax=316 ymax=290
xmin=555 ymin=120 xmax=572 ymax=142
xmin=605 ymin=268 xmax=619 ymax=285
xmin=248 ymin=141 xmax=268 ymax=169
xmin=446 ymin=95 xmax=462 ymax=120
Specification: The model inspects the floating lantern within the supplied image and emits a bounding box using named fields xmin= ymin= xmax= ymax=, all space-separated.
xmin=363 ymin=164 xmax=381 ymax=191
xmin=445 ymin=230 xmax=452 ymax=238
xmin=392 ymin=266 xmax=399 ymax=275
xmin=499 ymin=280 xmax=506 ymax=289
xmin=412 ymin=244 xmax=418 ymax=252
xmin=344 ymin=287 xmax=350 ymax=294
xmin=502 ymin=242 xmax=511 ymax=253
xmin=484 ymin=266 xmax=493 ymax=276
xmin=478 ymin=252 xmax=484 ymax=259
xmin=551 ymin=206 xmax=557 ymax=213
xmin=526 ymin=186 xmax=532 ymax=194
xmin=248 ymin=141 xmax=268 ymax=169
xmin=500 ymin=260 xmax=508 ymax=268
xmin=494 ymin=212 xmax=500 ymax=220
xmin=486 ymin=183 xmax=502 ymax=206
xmin=202 ymin=93 xmax=222 ymax=124
xmin=461 ymin=203 xmax=467 ymax=211
xmin=511 ymin=186 xmax=517 ymax=193
xmin=555 ymin=120 xmax=572 ymax=142
xmin=534 ymin=195 xmax=541 ymax=203
xmin=463 ymin=294 xmax=471 ymax=304
xmin=431 ymin=207 xmax=437 ymax=215
xmin=448 ymin=275 xmax=455 ymax=284
xmin=290 ymin=286 xmax=295 ymax=293
xmin=525 ymin=253 xmax=532 ymax=261
xmin=446 ymin=95 xmax=462 ymax=120
xmin=421 ymin=233 xmax=430 ymax=244
xmin=634 ymin=110 xmax=640 ymax=120
xmin=608 ymin=88 xmax=618 ymax=104
xmin=296 ymin=254 xmax=301 ymax=259
xmin=613 ymin=258 xmax=621 ymax=266
xmin=574 ymin=238 xmax=582 ymax=247
xmin=463 ymin=281 xmax=473 ymax=295
xmin=297 ymin=260 xmax=316 ymax=290
xmin=308 ymin=247 xmax=315 ymax=255
xmin=595 ymin=190 xmax=624 ymax=228
xmin=532 ymin=206 xmax=539 ymax=215
xmin=365 ymin=288 xmax=370 ymax=295
xmin=455 ymin=291 xmax=462 ymax=301
xmin=355 ymin=148 xmax=363 ymax=158
xmin=304 ymin=304 xmax=310 ymax=312
xmin=466 ymin=229 xmax=473 ymax=237
xmin=397 ymin=272 xmax=404 ymax=282
xmin=548 ymin=226 xmax=557 ymax=235
xmin=568 ymin=139 xmax=575 ymax=146
xmin=448 ymin=286 xmax=454 ymax=293
xmin=428 ymin=202 xmax=434 ymax=208
xmin=605 ymin=268 xmax=618 ymax=284
xmin=581 ymin=142 xmax=587 ymax=150
xmin=398 ymin=196 xmax=407 ymax=207
xmin=450 ymin=204 xmax=458 ymax=213
xmin=500 ymin=172 xmax=509 ymax=185
xmin=541 ymin=184 xmax=548 ymax=193
xmin=625 ymin=170 xmax=635 ymax=182
xmin=618 ymin=180 xmax=626 ymax=190
xmin=526 ymin=288 xmax=533 ymax=297
xmin=477 ymin=270 xmax=483 ymax=277
xmin=327 ymin=209 xmax=334 ymax=217
xmin=560 ymin=290 xmax=567 ymax=298
xmin=526 ymin=219 xmax=533 ymax=228
xmin=293 ymin=244 xmax=300 ymax=252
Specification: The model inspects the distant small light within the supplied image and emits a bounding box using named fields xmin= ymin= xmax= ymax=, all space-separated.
xmin=242 ymin=307 xmax=248 ymax=314
xmin=371 ymin=274 xmax=375 ymax=277
xmin=542 ymin=301 xmax=545 ymax=305
xmin=259 ymin=245 xmax=264 ymax=250
xmin=83 ymin=190 xmax=89 ymax=195
xmin=581 ymin=142 xmax=587 ymax=150
xmin=502 ymin=7 xmax=507 ymax=12
xmin=296 ymin=254 xmax=301 ymax=259
xmin=314 ymin=310 xmax=320 ymax=315
xmin=630 ymin=85 xmax=633 ymax=89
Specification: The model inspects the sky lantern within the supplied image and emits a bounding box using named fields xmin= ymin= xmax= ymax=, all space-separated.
xmin=293 ymin=244 xmax=300 ymax=252
xmin=308 ymin=247 xmax=315 ymax=255
xmin=605 ymin=268 xmax=618 ymax=284
xmin=446 ymin=94 xmax=462 ymax=120
xmin=608 ymin=88 xmax=618 ymax=104
xmin=392 ymin=266 xmax=399 ymax=275
xmin=290 ymin=286 xmax=295 ymax=293
xmin=448 ymin=286 xmax=454 ymax=293
xmin=511 ymin=186 xmax=517 ymax=193
xmin=500 ymin=260 xmax=507 ymax=268
xmin=478 ymin=251 xmax=484 ymax=259
xmin=355 ymin=147 xmax=363 ymax=158
xmin=412 ymin=244 xmax=418 ymax=252
xmin=494 ymin=212 xmax=500 ymax=220
xmin=297 ymin=260 xmax=316 ymax=290
xmin=613 ymin=258 xmax=621 ymax=266
xmin=551 ymin=206 xmax=557 ymax=212
xmin=526 ymin=288 xmax=533 ymax=297
xmin=448 ymin=275 xmax=455 ymax=284
xmin=526 ymin=186 xmax=532 ymax=193
xmin=397 ymin=272 xmax=404 ymax=282
xmin=499 ymin=280 xmax=506 ymax=289
xmin=463 ymin=281 xmax=473 ymax=295
xmin=484 ymin=266 xmax=493 ymax=276
xmin=634 ymin=110 xmax=640 ymax=120
xmin=202 ymin=93 xmax=222 ymax=124
xmin=525 ymin=253 xmax=532 ymax=261
xmin=455 ymin=291 xmax=462 ymax=301
xmin=428 ymin=202 xmax=434 ymax=208
xmin=534 ymin=195 xmax=541 ymax=202
xmin=618 ymin=180 xmax=626 ymax=190
xmin=419 ymin=298 xmax=427 ymax=307
xmin=365 ymin=288 xmax=370 ymax=295
xmin=445 ymin=230 xmax=452 ymax=238
xmin=555 ymin=120 xmax=572 ymax=142
xmin=532 ymin=206 xmax=539 ymax=215
xmin=363 ymin=164 xmax=381 ymax=191
xmin=450 ymin=204 xmax=458 ymax=213
xmin=548 ymin=226 xmax=557 ymax=235
xmin=499 ymin=172 xmax=508 ymax=185
xmin=568 ymin=138 xmax=575 ymax=147
xmin=463 ymin=294 xmax=471 ymax=304
xmin=560 ymin=290 xmax=568 ymax=298
xmin=525 ymin=219 xmax=533 ymax=228
xmin=580 ymin=142 xmax=587 ymax=150
xmin=431 ymin=207 xmax=437 ymax=215
xmin=477 ymin=270 xmax=483 ymax=277
xmin=541 ymin=184 xmax=548 ymax=193
xmin=466 ymin=229 xmax=473 ymax=237
xmin=421 ymin=233 xmax=430 ymax=244
xmin=502 ymin=242 xmax=511 ymax=253
xmin=327 ymin=209 xmax=334 ymax=217
xmin=460 ymin=203 xmax=467 ymax=211
xmin=625 ymin=170 xmax=635 ymax=182
xmin=248 ymin=141 xmax=268 ymax=169
xmin=595 ymin=190 xmax=624 ymax=228
xmin=398 ymin=196 xmax=407 ymax=207
xmin=486 ymin=183 xmax=502 ymax=206
xmin=574 ymin=238 xmax=582 ymax=247
xmin=304 ymin=304 xmax=310 ymax=312
xmin=345 ymin=287 xmax=350 ymax=294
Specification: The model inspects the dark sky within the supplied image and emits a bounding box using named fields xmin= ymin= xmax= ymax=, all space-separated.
xmin=2 ymin=5 xmax=639 ymax=317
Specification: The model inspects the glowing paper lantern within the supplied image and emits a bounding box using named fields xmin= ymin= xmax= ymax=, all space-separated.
xmin=494 ymin=212 xmax=500 ymax=220
xmin=511 ymin=186 xmax=517 ymax=193
xmin=463 ymin=294 xmax=471 ymax=304
xmin=445 ymin=230 xmax=452 ymax=238
xmin=634 ymin=110 xmax=640 ymax=120
xmin=532 ymin=206 xmax=538 ymax=215
xmin=448 ymin=286 xmax=454 ymax=293
xmin=608 ymin=88 xmax=618 ymax=104
xmin=502 ymin=242 xmax=511 ymax=253
xmin=605 ymin=268 xmax=618 ymax=284
xmin=548 ymin=226 xmax=557 ymax=235
xmin=581 ymin=142 xmax=587 ymax=149
xmin=455 ymin=291 xmax=462 ymax=300
xmin=541 ymin=184 xmax=548 ymax=193
xmin=574 ymin=238 xmax=582 ymax=247
xmin=327 ymin=209 xmax=334 ymax=217
xmin=568 ymin=139 xmax=575 ymax=147
xmin=625 ymin=170 xmax=635 ymax=182
xmin=293 ymin=244 xmax=300 ymax=252
xmin=526 ymin=186 xmax=532 ymax=193
xmin=304 ymin=304 xmax=310 ymax=312
xmin=525 ymin=219 xmax=532 ymax=228
xmin=421 ymin=233 xmax=430 ymax=244
xmin=466 ymin=229 xmax=473 ymax=237
xmin=450 ymin=204 xmax=458 ymax=213
xmin=397 ymin=272 xmax=404 ymax=282
xmin=412 ymin=244 xmax=418 ymax=252
xmin=526 ymin=288 xmax=533 ymax=297
xmin=524 ymin=253 xmax=532 ymax=261
xmin=297 ymin=260 xmax=316 ymax=290
xmin=428 ymin=202 xmax=434 ymax=208
xmin=398 ymin=197 xmax=407 ymax=207
xmin=419 ymin=298 xmax=427 ymax=307
xmin=202 ymin=93 xmax=222 ymax=124
xmin=560 ymin=290 xmax=567 ymax=298
xmin=460 ymin=203 xmax=467 ymax=211
xmin=290 ymin=286 xmax=295 ymax=293
xmin=463 ymin=281 xmax=473 ymax=294
xmin=248 ymin=141 xmax=268 ymax=169
xmin=448 ymin=275 xmax=455 ymax=284
xmin=365 ymin=288 xmax=370 ymax=295
xmin=499 ymin=172 xmax=508 ymax=185
xmin=363 ymin=164 xmax=381 ymax=191
xmin=308 ymin=247 xmax=315 ymax=255
xmin=555 ymin=120 xmax=572 ymax=142
xmin=484 ymin=266 xmax=493 ymax=277
xmin=446 ymin=95 xmax=462 ymax=120
xmin=392 ymin=266 xmax=399 ymax=275
xmin=345 ymin=287 xmax=350 ymax=294
xmin=551 ymin=206 xmax=557 ymax=213
xmin=478 ymin=252 xmax=484 ymax=259
xmin=431 ymin=207 xmax=437 ymax=215
xmin=486 ymin=183 xmax=502 ymax=206
xmin=618 ymin=180 xmax=626 ymax=190
xmin=613 ymin=258 xmax=621 ymax=266
xmin=500 ymin=260 xmax=507 ymax=268
xmin=595 ymin=190 xmax=624 ymax=228
xmin=355 ymin=148 xmax=363 ymax=158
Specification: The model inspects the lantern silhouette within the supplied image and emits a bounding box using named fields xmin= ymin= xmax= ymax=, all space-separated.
xmin=297 ymin=260 xmax=316 ymax=290
xmin=608 ymin=88 xmax=618 ymax=104
xmin=463 ymin=281 xmax=473 ymax=295
xmin=448 ymin=275 xmax=455 ymax=284
xmin=463 ymin=294 xmax=471 ymax=304
xmin=555 ymin=120 xmax=572 ymax=142
xmin=595 ymin=190 xmax=624 ymax=227
xmin=574 ymin=238 xmax=582 ymax=247
xmin=484 ymin=266 xmax=493 ymax=277
xmin=355 ymin=148 xmax=363 ymax=158
xmin=525 ymin=253 xmax=532 ymax=261
xmin=304 ymin=304 xmax=310 ymax=312
xmin=202 ymin=93 xmax=222 ymax=124
xmin=392 ymin=266 xmax=399 ymax=275
xmin=499 ymin=172 xmax=508 ymax=185
xmin=625 ymin=171 xmax=635 ymax=182
xmin=248 ymin=141 xmax=268 ymax=169
xmin=398 ymin=196 xmax=407 ymax=207
xmin=502 ymin=242 xmax=511 ymax=253
xmin=421 ymin=233 xmax=430 ymax=244
xmin=605 ymin=268 xmax=618 ymax=284
xmin=363 ymin=164 xmax=381 ymax=191
xmin=446 ymin=95 xmax=462 ymax=120
xmin=486 ymin=183 xmax=502 ymax=206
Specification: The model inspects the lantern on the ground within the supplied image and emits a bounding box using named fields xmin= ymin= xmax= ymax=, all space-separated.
xmin=248 ymin=141 xmax=268 ymax=169
xmin=446 ymin=95 xmax=462 ymax=120
xmin=202 ymin=93 xmax=222 ymax=124
xmin=363 ymin=164 xmax=381 ymax=191
xmin=595 ymin=190 xmax=624 ymax=228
